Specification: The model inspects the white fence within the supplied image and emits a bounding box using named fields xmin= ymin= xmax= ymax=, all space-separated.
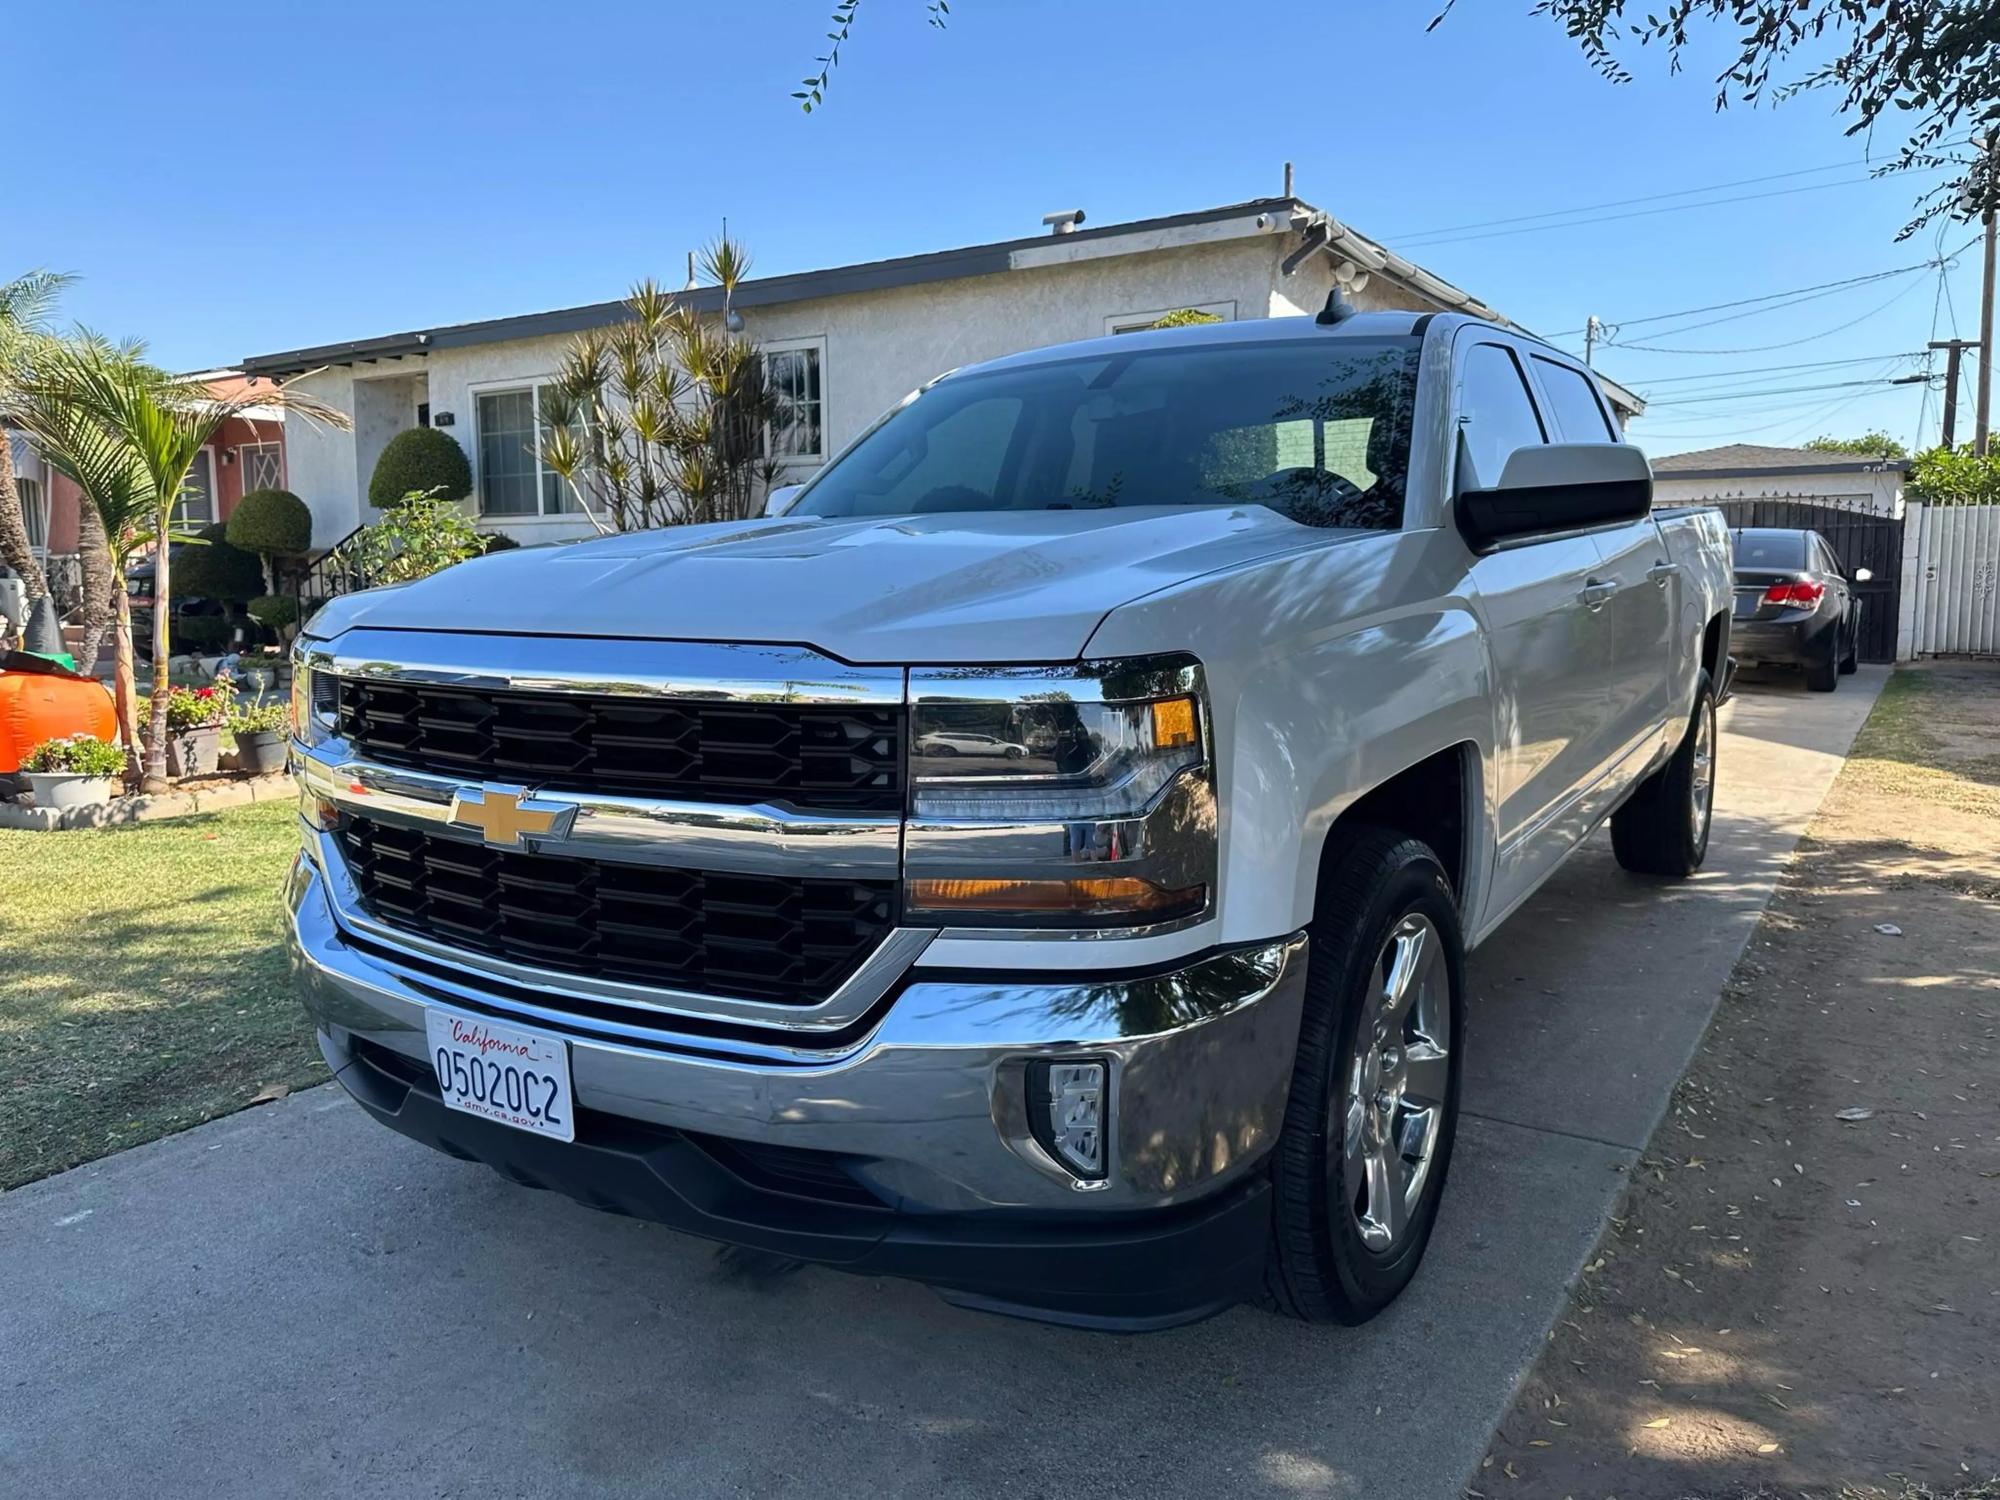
xmin=1905 ymin=502 xmax=2000 ymax=657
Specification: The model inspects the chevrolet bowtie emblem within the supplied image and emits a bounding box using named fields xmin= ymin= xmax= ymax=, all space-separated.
xmin=447 ymin=786 xmax=577 ymax=848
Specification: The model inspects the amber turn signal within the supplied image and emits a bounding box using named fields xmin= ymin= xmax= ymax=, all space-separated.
xmin=908 ymin=875 xmax=1203 ymax=918
xmin=1149 ymin=695 xmax=1199 ymax=749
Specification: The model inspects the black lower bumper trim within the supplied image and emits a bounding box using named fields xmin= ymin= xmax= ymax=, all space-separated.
xmin=329 ymin=1033 xmax=1270 ymax=1331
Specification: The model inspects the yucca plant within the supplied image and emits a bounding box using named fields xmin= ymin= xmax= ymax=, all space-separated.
xmin=10 ymin=338 xmax=347 ymax=790
xmin=541 ymin=235 xmax=787 ymax=533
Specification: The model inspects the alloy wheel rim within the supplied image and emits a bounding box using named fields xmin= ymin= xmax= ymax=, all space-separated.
xmin=1690 ymin=698 xmax=1716 ymax=845
xmin=1339 ymin=913 xmax=1451 ymax=1254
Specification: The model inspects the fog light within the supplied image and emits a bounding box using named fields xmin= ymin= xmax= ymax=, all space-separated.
xmin=1029 ymin=1059 xmax=1108 ymax=1181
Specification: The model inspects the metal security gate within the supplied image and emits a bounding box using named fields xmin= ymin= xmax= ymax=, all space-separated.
xmin=1711 ymin=498 xmax=1904 ymax=662
xmin=1909 ymin=503 xmax=2000 ymax=656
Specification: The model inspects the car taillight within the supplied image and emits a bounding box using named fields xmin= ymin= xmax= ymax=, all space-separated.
xmin=1762 ymin=581 xmax=1826 ymax=608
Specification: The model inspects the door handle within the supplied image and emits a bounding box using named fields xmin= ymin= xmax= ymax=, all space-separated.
xmin=1647 ymin=560 xmax=1680 ymax=587
xmin=1578 ymin=579 xmax=1619 ymax=610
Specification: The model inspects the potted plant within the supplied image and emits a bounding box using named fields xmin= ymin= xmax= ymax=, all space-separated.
xmin=234 ymin=646 xmax=288 ymax=691
xmin=156 ymin=671 xmax=234 ymax=778
xmin=22 ymin=735 xmax=127 ymax=811
xmin=228 ymin=690 xmax=291 ymax=775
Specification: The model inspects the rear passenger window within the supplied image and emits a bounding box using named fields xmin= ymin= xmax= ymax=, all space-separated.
xmin=1532 ymin=357 xmax=1618 ymax=442
xmin=1458 ymin=343 xmax=1547 ymax=490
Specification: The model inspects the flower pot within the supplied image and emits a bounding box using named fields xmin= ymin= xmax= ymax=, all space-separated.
xmin=235 ymin=729 xmax=288 ymax=775
xmin=241 ymin=668 xmax=273 ymax=693
xmin=24 ymin=771 xmax=119 ymax=811
xmin=165 ymin=724 xmax=223 ymax=779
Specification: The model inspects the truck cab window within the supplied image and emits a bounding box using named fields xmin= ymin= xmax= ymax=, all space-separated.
xmin=1531 ymin=355 xmax=1619 ymax=442
xmin=1457 ymin=343 xmax=1547 ymax=491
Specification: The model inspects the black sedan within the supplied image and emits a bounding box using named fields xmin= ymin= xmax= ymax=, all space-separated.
xmin=1729 ymin=527 xmax=1867 ymax=691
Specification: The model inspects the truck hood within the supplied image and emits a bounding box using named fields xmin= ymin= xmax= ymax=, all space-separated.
xmin=310 ymin=507 xmax=1347 ymax=663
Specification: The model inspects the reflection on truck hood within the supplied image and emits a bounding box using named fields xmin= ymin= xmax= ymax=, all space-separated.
xmin=309 ymin=506 xmax=1354 ymax=663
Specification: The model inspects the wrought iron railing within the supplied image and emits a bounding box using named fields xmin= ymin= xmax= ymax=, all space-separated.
xmin=293 ymin=526 xmax=372 ymax=612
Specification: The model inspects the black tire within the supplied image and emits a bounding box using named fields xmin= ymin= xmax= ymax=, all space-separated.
xmin=1611 ymin=668 xmax=1716 ymax=877
xmin=1806 ymin=638 xmax=1839 ymax=692
xmin=1264 ymin=828 xmax=1464 ymax=1324
xmin=1839 ymin=612 xmax=1859 ymax=674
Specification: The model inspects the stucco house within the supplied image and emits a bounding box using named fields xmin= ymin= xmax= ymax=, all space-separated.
xmin=242 ymin=195 xmax=1646 ymax=550
xmin=7 ymin=369 xmax=288 ymax=609
xmin=1651 ymin=443 xmax=1912 ymax=519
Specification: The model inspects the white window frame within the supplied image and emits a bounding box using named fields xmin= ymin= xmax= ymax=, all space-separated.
xmin=17 ymin=475 xmax=47 ymax=554
xmin=469 ymin=377 xmax=576 ymax=520
xmin=761 ymin=335 xmax=828 ymax=467
xmin=239 ymin=440 xmax=285 ymax=492
xmin=1103 ymin=300 xmax=1237 ymax=336
xmin=175 ymin=448 xmax=217 ymax=527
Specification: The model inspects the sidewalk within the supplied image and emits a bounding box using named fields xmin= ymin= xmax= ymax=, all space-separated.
xmin=1481 ymin=661 xmax=2000 ymax=1500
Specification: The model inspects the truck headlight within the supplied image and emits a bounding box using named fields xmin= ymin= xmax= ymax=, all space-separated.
xmin=904 ymin=655 xmax=1216 ymax=929
xmin=289 ymin=638 xmax=337 ymax=748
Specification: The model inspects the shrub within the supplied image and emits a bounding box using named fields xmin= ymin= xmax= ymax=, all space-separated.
xmin=226 ymin=488 xmax=313 ymax=559
xmin=169 ymin=614 xmax=236 ymax=654
xmin=173 ymin=523 xmax=264 ymax=604
xmin=247 ymin=594 xmax=300 ymax=631
xmin=476 ymin=531 xmax=521 ymax=553
xmin=369 ymin=428 xmax=472 ymax=511
xmin=1908 ymin=445 xmax=2000 ymax=507
xmin=352 ymin=490 xmax=487 ymax=584
xmin=25 ymin=734 xmax=127 ymax=777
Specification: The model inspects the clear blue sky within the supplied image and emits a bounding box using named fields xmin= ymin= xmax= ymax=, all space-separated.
xmin=7 ymin=0 xmax=1986 ymax=455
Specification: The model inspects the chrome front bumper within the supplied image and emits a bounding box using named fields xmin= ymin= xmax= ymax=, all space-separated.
xmin=288 ymin=850 xmax=1309 ymax=1216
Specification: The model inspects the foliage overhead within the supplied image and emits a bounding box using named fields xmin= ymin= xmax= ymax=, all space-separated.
xmin=1908 ymin=444 xmax=2000 ymax=506
xmin=368 ymin=426 xmax=472 ymax=511
xmin=350 ymin=489 xmax=492 ymax=585
xmin=540 ymin=242 xmax=789 ymax=531
xmin=227 ymin=488 xmax=313 ymax=558
xmin=173 ymin=522 xmax=264 ymax=603
xmin=1803 ymin=431 xmax=1910 ymax=458
xmin=796 ymin=0 xmax=950 ymax=112
xmin=1450 ymin=0 xmax=2000 ymax=236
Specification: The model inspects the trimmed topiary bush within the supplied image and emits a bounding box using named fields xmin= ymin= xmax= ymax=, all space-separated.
xmin=247 ymin=594 xmax=300 ymax=632
xmin=369 ymin=427 xmax=472 ymax=511
xmin=226 ymin=488 xmax=313 ymax=558
xmin=173 ymin=523 xmax=264 ymax=604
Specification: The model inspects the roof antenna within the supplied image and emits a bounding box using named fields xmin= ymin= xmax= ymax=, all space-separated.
xmin=1317 ymin=286 xmax=1357 ymax=325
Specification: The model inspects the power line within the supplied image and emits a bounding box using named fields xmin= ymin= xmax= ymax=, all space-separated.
xmin=1607 ymin=277 xmax=1935 ymax=355
xmin=1548 ymin=265 xmax=1939 ymax=340
xmin=1381 ymin=159 xmax=1861 ymax=243
xmin=1630 ymin=352 xmax=1928 ymax=388
xmin=1392 ymin=176 xmax=1872 ymax=253
xmin=1642 ymin=376 xmax=1923 ymax=410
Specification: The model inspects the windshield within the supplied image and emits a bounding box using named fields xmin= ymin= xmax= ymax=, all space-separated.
xmin=793 ymin=337 xmax=1422 ymax=531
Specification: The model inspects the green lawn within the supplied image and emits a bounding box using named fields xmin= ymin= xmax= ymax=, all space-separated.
xmin=0 ymin=799 xmax=327 ymax=1190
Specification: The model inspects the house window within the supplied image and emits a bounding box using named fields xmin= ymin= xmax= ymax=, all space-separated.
xmin=18 ymin=477 xmax=46 ymax=553
xmin=1105 ymin=301 xmax=1237 ymax=336
xmin=175 ymin=450 xmax=216 ymax=527
xmin=240 ymin=441 xmax=284 ymax=491
xmin=763 ymin=340 xmax=825 ymax=463
xmin=475 ymin=384 xmax=578 ymax=517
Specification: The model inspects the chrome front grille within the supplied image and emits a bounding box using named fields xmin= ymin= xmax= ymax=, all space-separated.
xmin=336 ymin=816 xmax=900 ymax=1006
xmin=336 ymin=677 xmax=904 ymax=812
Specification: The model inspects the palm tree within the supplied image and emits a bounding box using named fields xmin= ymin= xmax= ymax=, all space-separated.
xmin=0 ymin=270 xmax=76 ymax=605
xmin=12 ymin=338 xmax=347 ymax=789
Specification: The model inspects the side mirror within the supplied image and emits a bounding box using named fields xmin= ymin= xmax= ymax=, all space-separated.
xmin=1456 ymin=442 xmax=1653 ymax=551
xmin=1852 ymin=567 xmax=1873 ymax=583
xmin=763 ymin=483 xmax=803 ymax=517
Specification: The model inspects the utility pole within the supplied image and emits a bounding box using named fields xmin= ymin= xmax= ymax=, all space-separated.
xmin=1930 ymin=339 xmax=1978 ymax=449
xmin=1584 ymin=315 xmax=1603 ymax=368
xmin=1977 ymin=134 xmax=1998 ymax=455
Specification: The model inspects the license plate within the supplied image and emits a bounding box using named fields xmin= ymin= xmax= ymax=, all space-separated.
xmin=424 ymin=1008 xmax=575 ymax=1142
xmin=1733 ymin=593 xmax=1761 ymax=618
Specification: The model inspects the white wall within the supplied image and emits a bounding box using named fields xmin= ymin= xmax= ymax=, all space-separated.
xmin=275 ymin=366 xmax=360 ymax=547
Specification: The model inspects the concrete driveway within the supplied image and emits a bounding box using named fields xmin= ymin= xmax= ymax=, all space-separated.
xmin=0 ymin=671 xmax=1887 ymax=1500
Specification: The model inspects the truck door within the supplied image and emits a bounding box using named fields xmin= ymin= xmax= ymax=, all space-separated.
xmin=1526 ymin=354 xmax=1675 ymax=793
xmin=1455 ymin=339 xmax=1622 ymax=904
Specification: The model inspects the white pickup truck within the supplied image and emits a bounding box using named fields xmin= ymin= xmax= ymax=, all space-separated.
xmin=287 ymin=307 xmax=1731 ymax=1329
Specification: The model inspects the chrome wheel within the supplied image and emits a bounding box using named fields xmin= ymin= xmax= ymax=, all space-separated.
xmin=1340 ymin=913 xmax=1452 ymax=1254
xmin=1689 ymin=695 xmax=1716 ymax=846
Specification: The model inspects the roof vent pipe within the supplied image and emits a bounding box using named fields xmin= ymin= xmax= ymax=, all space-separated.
xmin=1041 ymin=209 xmax=1086 ymax=236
